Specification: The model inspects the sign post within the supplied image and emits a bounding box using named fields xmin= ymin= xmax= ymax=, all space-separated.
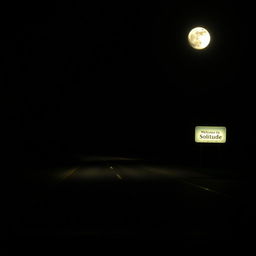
xmin=195 ymin=126 xmax=227 ymax=169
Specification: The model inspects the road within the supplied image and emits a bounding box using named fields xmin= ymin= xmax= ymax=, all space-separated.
xmin=8 ymin=157 xmax=254 ymax=253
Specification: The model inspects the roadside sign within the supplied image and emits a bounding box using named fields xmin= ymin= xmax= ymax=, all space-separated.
xmin=195 ymin=126 xmax=226 ymax=143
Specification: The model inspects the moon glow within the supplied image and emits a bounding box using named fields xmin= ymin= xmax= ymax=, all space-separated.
xmin=188 ymin=27 xmax=211 ymax=50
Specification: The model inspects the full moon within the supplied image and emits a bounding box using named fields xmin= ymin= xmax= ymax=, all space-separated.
xmin=188 ymin=27 xmax=211 ymax=50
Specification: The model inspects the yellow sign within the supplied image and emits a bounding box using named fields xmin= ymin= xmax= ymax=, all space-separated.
xmin=195 ymin=126 xmax=226 ymax=143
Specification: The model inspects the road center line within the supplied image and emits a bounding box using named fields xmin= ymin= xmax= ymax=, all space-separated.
xmin=115 ymin=173 xmax=122 ymax=180
xmin=107 ymin=165 xmax=123 ymax=180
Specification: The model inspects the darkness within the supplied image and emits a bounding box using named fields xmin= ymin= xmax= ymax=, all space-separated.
xmin=5 ymin=1 xmax=256 ymax=254
xmin=4 ymin=2 xmax=254 ymax=169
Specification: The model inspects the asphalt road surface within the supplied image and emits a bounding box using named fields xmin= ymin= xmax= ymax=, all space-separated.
xmin=8 ymin=157 xmax=255 ymax=254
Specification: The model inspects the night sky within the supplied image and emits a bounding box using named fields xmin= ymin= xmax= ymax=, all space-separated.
xmin=3 ymin=2 xmax=254 ymax=165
